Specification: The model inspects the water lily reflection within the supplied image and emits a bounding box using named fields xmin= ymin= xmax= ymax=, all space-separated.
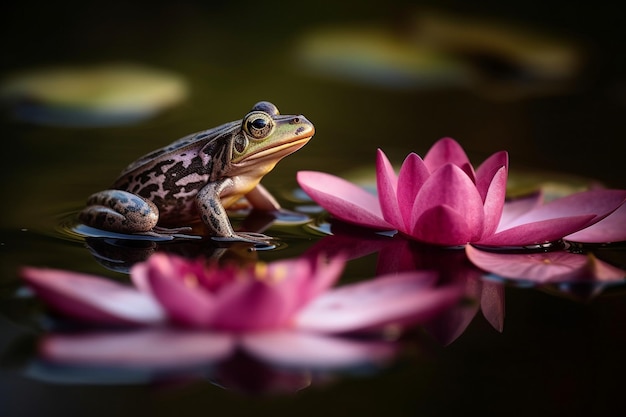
xmin=20 ymin=252 xmax=461 ymax=373
xmin=466 ymin=245 xmax=626 ymax=284
xmin=28 ymin=328 xmax=388 ymax=393
xmin=377 ymin=238 xmax=506 ymax=346
xmin=305 ymin=232 xmax=505 ymax=346
xmin=297 ymin=138 xmax=626 ymax=247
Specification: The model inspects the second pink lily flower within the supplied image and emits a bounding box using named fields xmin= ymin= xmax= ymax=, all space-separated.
xmin=21 ymin=252 xmax=462 ymax=369
xmin=298 ymin=138 xmax=626 ymax=247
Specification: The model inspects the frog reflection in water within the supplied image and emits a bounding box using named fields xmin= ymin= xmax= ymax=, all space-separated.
xmin=79 ymin=101 xmax=315 ymax=244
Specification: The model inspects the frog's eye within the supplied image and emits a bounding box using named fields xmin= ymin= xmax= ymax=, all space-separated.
xmin=243 ymin=112 xmax=274 ymax=139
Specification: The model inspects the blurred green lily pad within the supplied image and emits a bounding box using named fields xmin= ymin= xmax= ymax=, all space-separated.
xmin=295 ymin=10 xmax=584 ymax=100
xmin=1 ymin=63 xmax=188 ymax=126
xmin=295 ymin=26 xmax=472 ymax=89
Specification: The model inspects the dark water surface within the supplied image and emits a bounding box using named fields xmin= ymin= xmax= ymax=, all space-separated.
xmin=2 ymin=1 xmax=626 ymax=416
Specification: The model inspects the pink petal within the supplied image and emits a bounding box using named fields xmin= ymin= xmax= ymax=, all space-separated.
xmin=40 ymin=329 xmax=235 ymax=367
xmin=466 ymin=245 xmax=626 ymax=283
xmin=423 ymin=278 xmax=481 ymax=345
xmin=477 ymin=215 xmax=595 ymax=246
xmin=411 ymin=164 xmax=485 ymax=244
xmin=376 ymin=149 xmax=403 ymax=229
xmin=268 ymin=258 xmax=316 ymax=306
xmin=423 ymin=137 xmax=475 ymax=181
xmin=481 ymin=166 xmax=508 ymax=239
xmin=210 ymin=261 xmax=313 ymax=330
xmin=497 ymin=193 xmax=543 ymax=231
xmin=423 ymin=302 xmax=478 ymax=346
xmin=303 ymin=254 xmax=347 ymax=302
xmin=20 ymin=267 xmax=165 ymax=326
xmin=130 ymin=263 xmax=151 ymax=293
xmin=294 ymin=272 xmax=461 ymax=334
xmin=240 ymin=330 xmax=398 ymax=369
xmin=474 ymin=151 xmax=508 ymax=201
xmin=504 ymin=189 xmax=626 ymax=230
xmin=411 ymin=205 xmax=475 ymax=246
xmin=131 ymin=254 xmax=207 ymax=294
xmin=397 ymin=152 xmax=431 ymax=231
xmin=297 ymin=171 xmax=393 ymax=230
xmin=209 ymin=255 xmax=343 ymax=331
xmin=141 ymin=254 xmax=217 ymax=328
xmin=565 ymin=202 xmax=626 ymax=243
xmin=480 ymin=280 xmax=505 ymax=332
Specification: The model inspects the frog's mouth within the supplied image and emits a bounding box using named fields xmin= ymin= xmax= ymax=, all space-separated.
xmin=245 ymin=136 xmax=313 ymax=163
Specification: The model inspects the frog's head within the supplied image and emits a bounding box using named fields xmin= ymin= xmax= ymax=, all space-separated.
xmin=228 ymin=101 xmax=314 ymax=176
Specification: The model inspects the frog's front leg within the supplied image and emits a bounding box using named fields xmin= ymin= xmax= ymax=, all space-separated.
xmin=197 ymin=179 xmax=273 ymax=244
xmin=79 ymin=190 xmax=159 ymax=233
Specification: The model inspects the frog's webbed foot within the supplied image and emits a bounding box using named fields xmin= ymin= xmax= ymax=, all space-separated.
xmin=140 ymin=226 xmax=200 ymax=240
xmin=211 ymin=232 xmax=275 ymax=247
xmin=152 ymin=225 xmax=194 ymax=234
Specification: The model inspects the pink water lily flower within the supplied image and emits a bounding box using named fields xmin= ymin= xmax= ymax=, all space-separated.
xmin=297 ymin=138 xmax=626 ymax=247
xmin=21 ymin=253 xmax=461 ymax=369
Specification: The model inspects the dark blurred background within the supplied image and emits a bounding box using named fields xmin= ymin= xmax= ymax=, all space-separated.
xmin=2 ymin=0 xmax=625 ymax=186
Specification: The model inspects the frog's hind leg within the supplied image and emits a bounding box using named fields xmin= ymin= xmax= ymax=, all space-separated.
xmin=245 ymin=184 xmax=281 ymax=211
xmin=245 ymin=183 xmax=309 ymax=226
xmin=226 ymin=184 xmax=281 ymax=212
xmin=79 ymin=190 xmax=159 ymax=233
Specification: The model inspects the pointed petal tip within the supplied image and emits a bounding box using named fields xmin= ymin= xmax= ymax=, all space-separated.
xmin=564 ymin=199 xmax=626 ymax=243
xmin=295 ymin=271 xmax=462 ymax=334
xmin=424 ymin=138 xmax=475 ymax=180
xmin=477 ymin=214 xmax=596 ymax=247
xmin=20 ymin=266 xmax=165 ymax=326
xmin=297 ymin=169 xmax=394 ymax=230
xmin=435 ymin=137 xmax=461 ymax=146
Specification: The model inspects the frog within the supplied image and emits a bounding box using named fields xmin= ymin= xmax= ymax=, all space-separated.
xmin=78 ymin=101 xmax=315 ymax=244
